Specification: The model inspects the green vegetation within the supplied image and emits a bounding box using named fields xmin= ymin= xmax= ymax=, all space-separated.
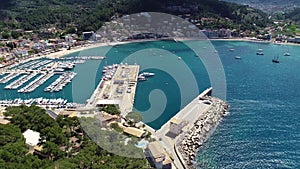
xmin=110 ymin=122 xmax=123 ymax=132
xmin=80 ymin=117 xmax=145 ymax=158
xmin=0 ymin=0 xmax=270 ymax=38
xmin=99 ymin=104 xmax=121 ymax=115
xmin=1 ymin=105 xmax=149 ymax=168
xmin=286 ymin=8 xmax=300 ymax=24
xmin=126 ymin=111 xmax=142 ymax=123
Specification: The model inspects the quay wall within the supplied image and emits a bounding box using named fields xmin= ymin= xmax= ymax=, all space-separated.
xmin=175 ymin=96 xmax=228 ymax=169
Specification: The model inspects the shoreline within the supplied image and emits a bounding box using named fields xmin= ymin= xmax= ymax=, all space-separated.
xmin=210 ymin=37 xmax=300 ymax=47
xmin=1 ymin=36 xmax=300 ymax=70
xmin=21 ymin=37 xmax=300 ymax=62
xmin=45 ymin=38 xmax=179 ymax=59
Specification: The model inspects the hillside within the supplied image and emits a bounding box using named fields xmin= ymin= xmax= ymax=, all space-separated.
xmin=222 ymin=0 xmax=300 ymax=13
xmin=0 ymin=0 xmax=269 ymax=34
xmin=285 ymin=7 xmax=300 ymax=24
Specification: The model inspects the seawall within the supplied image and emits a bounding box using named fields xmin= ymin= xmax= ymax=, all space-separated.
xmin=176 ymin=95 xmax=228 ymax=168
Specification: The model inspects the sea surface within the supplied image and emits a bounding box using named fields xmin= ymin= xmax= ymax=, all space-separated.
xmin=197 ymin=41 xmax=300 ymax=169
xmin=1 ymin=40 xmax=299 ymax=168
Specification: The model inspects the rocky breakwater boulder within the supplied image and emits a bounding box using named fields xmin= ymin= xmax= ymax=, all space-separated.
xmin=177 ymin=96 xmax=228 ymax=168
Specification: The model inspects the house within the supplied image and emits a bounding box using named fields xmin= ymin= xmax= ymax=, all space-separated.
xmin=123 ymin=126 xmax=146 ymax=138
xmin=287 ymin=37 xmax=300 ymax=43
xmin=96 ymin=100 xmax=121 ymax=107
xmin=0 ymin=47 xmax=9 ymax=53
xmin=145 ymin=141 xmax=172 ymax=169
xmin=82 ymin=31 xmax=95 ymax=40
xmin=22 ymin=129 xmax=41 ymax=147
xmin=169 ymin=117 xmax=185 ymax=135
xmin=96 ymin=111 xmax=121 ymax=127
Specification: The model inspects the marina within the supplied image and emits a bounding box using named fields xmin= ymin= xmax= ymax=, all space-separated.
xmin=0 ymin=55 xmax=106 ymax=95
xmin=0 ymin=73 xmax=20 ymax=84
xmin=44 ymin=72 xmax=77 ymax=92
xmin=4 ymin=73 xmax=38 ymax=89
xmin=50 ymin=55 xmax=105 ymax=60
xmin=18 ymin=73 xmax=55 ymax=93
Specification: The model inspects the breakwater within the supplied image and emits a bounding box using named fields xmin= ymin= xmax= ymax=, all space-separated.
xmin=176 ymin=96 xmax=228 ymax=168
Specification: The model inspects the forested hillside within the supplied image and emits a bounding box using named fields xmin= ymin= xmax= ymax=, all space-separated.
xmin=222 ymin=0 xmax=300 ymax=13
xmin=285 ymin=8 xmax=300 ymax=24
xmin=0 ymin=0 xmax=269 ymax=33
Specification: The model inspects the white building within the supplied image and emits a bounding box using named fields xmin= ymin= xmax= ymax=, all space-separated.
xmin=169 ymin=117 xmax=185 ymax=135
xmin=22 ymin=129 xmax=40 ymax=146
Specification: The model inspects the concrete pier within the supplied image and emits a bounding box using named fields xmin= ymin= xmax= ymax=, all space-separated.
xmin=152 ymin=87 xmax=228 ymax=169
xmin=85 ymin=64 xmax=139 ymax=116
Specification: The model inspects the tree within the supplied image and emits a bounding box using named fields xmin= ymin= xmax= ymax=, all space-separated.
xmin=110 ymin=123 xmax=123 ymax=132
xmin=11 ymin=31 xmax=22 ymax=39
xmin=126 ymin=112 xmax=142 ymax=123
xmin=99 ymin=105 xmax=121 ymax=115
xmin=1 ymin=32 xmax=10 ymax=39
xmin=0 ymin=124 xmax=25 ymax=146
xmin=42 ymin=142 xmax=65 ymax=160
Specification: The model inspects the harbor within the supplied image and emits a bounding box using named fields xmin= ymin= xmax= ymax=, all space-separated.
xmin=0 ymin=37 xmax=299 ymax=168
xmin=0 ymin=55 xmax=105 ymax=95
xmin=0 ymin=54 xmax=108 ymax=111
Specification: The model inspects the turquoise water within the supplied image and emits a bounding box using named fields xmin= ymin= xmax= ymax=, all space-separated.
xmin=1 ymin=40 xmax=300 ymax=168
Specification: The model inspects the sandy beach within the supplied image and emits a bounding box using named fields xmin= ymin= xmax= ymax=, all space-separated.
xmin=45 ymin=39 xmax=168 ymax=59
xmin=23 ymin=37 xmax=300 ymax=60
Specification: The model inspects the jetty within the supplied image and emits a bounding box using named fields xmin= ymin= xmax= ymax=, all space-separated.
xmin=0 ymin=73 xmax=20 ymax=84
xmin=44 ymin=72 xmax=76 ymax=92
xmin=4 ymin=73 xmax=38 ymax=90
xmin=18 ymin=73 xmax=54 ymax=93
xmin=153 ymin=88 xmax=228 ymax=169
xmin=85 ymin=63 xmax=139 ymax=115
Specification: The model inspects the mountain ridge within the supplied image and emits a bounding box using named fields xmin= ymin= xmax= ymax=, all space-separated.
xmin=0 ymin=0 xmax=269 ymax=34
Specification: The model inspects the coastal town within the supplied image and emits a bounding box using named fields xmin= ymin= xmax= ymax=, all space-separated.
xmin=1 ymin=11 xmax=300 ymax=69
xmin=0 ymin=11 xmax=299 ymax=169
xmin=0 ymin=0 xmax=300 ymax=168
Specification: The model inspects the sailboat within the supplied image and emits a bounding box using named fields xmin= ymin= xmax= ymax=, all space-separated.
xmin=272 ymin=55 xmax=280 ymax=63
